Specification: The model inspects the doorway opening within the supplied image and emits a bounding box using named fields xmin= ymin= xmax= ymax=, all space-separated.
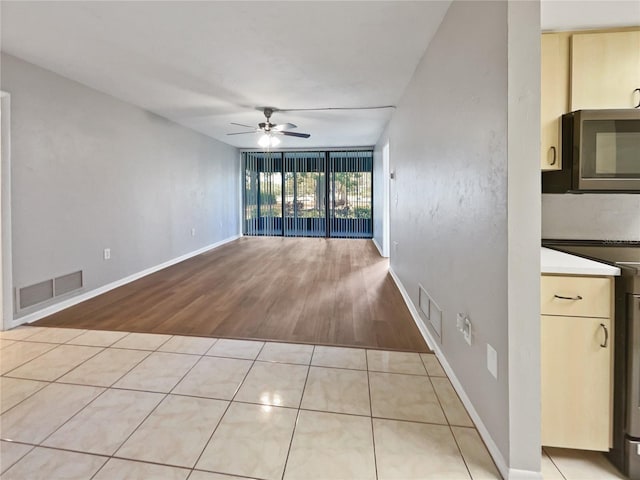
xmin=243 ymin=150 xmax=373 ymax=238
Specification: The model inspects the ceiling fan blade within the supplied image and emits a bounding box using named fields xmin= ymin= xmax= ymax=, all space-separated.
xmin=230 ymin=122 xmax=256 ymax=129
xmin=273 ymin=123 xmax=297 ymax=131
xmin=281 ymin=131 xmax=310 ymax=138
xmin=226 ymin=131 xmax=257 ymax=135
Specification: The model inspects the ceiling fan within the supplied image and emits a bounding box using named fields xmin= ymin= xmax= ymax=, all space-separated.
xmin=227 ymin=107 xmax=310 ymax=147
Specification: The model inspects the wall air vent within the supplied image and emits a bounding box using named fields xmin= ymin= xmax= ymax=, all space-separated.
xmin=418 ymin=284 xmax=442 ymax=342
xmin=17 ymin=279 xmax=53 ymax=310
xmin=54 ymin=271 xmax=83 ymax=296
xmin=418 ymin=285 xmax=430 ymax=321
xmin=16 ymin=270 xmax=83 ymax=311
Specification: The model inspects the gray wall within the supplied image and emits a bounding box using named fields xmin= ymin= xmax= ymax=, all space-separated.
xmin=1 ymin=53 xmax=240 ymax=320
xmin=376 ymin=1 xmax=540 ymax=474
xmin=542 ymin=194 xmax=640 ymax=241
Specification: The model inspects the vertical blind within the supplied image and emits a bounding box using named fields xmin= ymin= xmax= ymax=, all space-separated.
xmin=243 ymin=150 xmax=372 ymax=238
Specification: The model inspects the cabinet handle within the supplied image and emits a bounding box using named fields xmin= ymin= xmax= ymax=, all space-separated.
xmin=600 ymin=323 xmax=609 ymax=348
xmin=549 ymin=146 xmax=557 ymax=166
xmin=554 ymin=294 xmax=583 ymax=301
xmin=634 ymin=88 xmax=640 ymax=109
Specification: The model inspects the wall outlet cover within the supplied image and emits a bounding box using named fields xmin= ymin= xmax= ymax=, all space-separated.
xmin=463 ymin=317 xmax=472 ymax=345
xmin=487 ymin=344 xmax=498 ymax=379
xmin=103 ymin=248 xmax=111 ymax=260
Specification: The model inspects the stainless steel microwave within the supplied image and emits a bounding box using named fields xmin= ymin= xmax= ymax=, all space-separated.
xmin=542 ymin=109 xmax=640 ymax=193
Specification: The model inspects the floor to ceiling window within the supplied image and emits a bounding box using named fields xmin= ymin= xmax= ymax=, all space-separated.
xmin=243 ymin=150 xmax=373 ymax=238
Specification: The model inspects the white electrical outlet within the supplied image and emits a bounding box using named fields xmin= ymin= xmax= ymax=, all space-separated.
xmin=191 ymin=227 xmax=196 ymax=237
xmin=487 ymin=344 xmax=498 ymax=379
xmin=103 ymin=248 xmax=111 ymax=260
xmin=463 ymin=317 xmax=472 ymax=345
xmin=456 ymin=313 xmax=465 ymax=332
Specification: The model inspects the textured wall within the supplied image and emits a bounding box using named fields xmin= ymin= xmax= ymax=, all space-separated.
xmin=376 ymin=1 xmax=540 ymax=474
xmin=1 ymin=53 xmax=240 ymax=319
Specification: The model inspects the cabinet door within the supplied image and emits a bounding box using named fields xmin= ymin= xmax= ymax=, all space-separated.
xmin=571 ymin=30 xmax=640 ymax=110
xmin=541 ymin=34 xmax=569 ymax=171
xmin=541 ymin=315 xmax=612 ymax=450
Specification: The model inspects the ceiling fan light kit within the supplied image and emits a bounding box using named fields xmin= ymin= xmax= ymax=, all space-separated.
xmin=258 ymin=134 xmax=280 ymax=148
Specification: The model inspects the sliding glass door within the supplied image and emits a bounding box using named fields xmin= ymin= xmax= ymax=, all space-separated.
xmin=329 ymin=151 xmax=373 ymax=238
xmin=244 ymin=152 xmax=283 ymax=236
xmin=243 ymin=150 xmax=372 ymax=239
xmin=283 ymin=152 xmax=326 ymax=237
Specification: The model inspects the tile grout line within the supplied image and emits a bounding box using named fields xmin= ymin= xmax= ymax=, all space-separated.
xmin=447 ymin=423 xmax=474 ymax=480
xmin=0 ymin=441 xmax=35 ymax=476
xmin=88 ymin=339 xmax=208 ymax=479
xmin=97 ymin=335 xmax=255 ymax=478
xmin=2 ymin=332 xmax=456 ymax=478
xmin=1 ymin=343 xmax=107 ymax=384
xmin=542 ymin=447 xmax=568 ymax=480
xmin=421 ymin=354 xmax=479 ymax=480
xmin=0 ymin=326 xmax=47 ymax=342
xmin=0 ymin=341 xmax=62 ymax=377
xmin=0 ymin=339 xmax=128 ymax=420
xmin=102 ymin=340 xmax=216 ymax=475
xmin=279 ymin=345 xmax=314 ymax=480
xmin=366 ymin=350 xmax=380 ymax=480
xmin=1 ymin=334 xmax=174 ymax=478
xmin=1 ymin=329 xmax=137 ymax=381
xmin=34 ymin=334 xmax=175 ymax=448
xmin=188 ymin=340 xmax=268 ymax=475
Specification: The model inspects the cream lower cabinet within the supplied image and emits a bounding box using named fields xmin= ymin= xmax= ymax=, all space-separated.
xmin=541 ymin=275 xmax=614 ymax=451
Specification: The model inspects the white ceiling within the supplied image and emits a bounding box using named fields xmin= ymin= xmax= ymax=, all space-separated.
xmin=3 ymin=2 xmax=636 ymax=149
xmin=0 ymin=1 xmax=452 ymax=149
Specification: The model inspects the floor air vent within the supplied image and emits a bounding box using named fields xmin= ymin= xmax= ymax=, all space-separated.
xmin=17 ymin=270 xmax=83 ymax=311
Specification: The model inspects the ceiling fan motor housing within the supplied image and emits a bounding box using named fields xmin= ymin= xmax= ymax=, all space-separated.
xmin=227 ymin=107 xmax=310 ymax=139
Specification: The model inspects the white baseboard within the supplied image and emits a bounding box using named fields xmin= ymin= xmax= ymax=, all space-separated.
xmin=388 ymin=268 xmax=434 ymax=352
xmin=507 ymin=468 xmax=543 ymax=480
xmin=388 ymin=266 xmax=541 ymax=480
xmin=12 ymin=234 xmax=241 ymax=328
xmin=372 ymin=238 xmax=385 ymax=257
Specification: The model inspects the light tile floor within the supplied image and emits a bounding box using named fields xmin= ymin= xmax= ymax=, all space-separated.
xmin=0 ymin=325 xmax=622 ymax=479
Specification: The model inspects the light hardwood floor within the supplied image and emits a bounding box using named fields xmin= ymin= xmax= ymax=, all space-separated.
xmin=35 ymin=237 xmax=429 ymax=352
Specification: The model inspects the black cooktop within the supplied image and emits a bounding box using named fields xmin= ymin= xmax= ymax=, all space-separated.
xmin=542 ymin=239 xmax=640 ymax=276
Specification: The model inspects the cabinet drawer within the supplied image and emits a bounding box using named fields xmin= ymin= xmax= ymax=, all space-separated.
xmin=541 ymin=275 xmax=612 ymax=318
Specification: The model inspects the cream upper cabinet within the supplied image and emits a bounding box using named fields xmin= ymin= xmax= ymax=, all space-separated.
xmin=541 ymin=274 xmax=614 ymax=451
xmin=541 ymin=33 xmax=569 ymax=171
xmin=571 ymin=30 xmax=640 ymax=110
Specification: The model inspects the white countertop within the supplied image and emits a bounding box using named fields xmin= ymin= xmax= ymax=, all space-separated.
xmin=541 ymin=247 xmax=621 ymax=276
